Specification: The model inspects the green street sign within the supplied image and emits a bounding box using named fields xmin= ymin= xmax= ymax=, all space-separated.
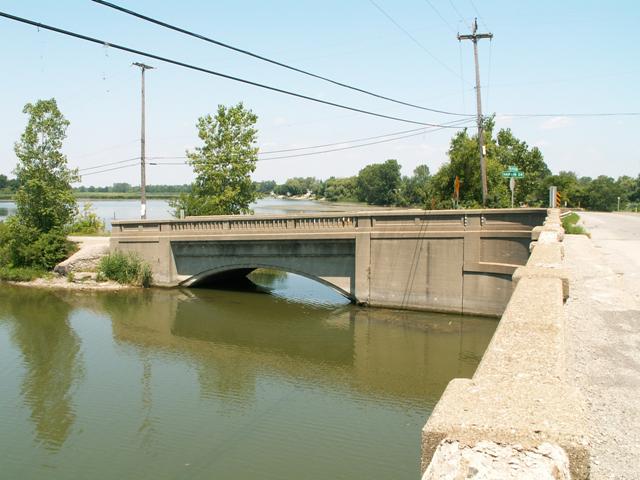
xmin=501 ymin=171 xmax=524 ymax=178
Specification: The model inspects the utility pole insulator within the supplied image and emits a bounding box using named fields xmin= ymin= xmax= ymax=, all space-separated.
xmin=458 ymin=18 xmax=493 ymax=207
xmin=133 ymin=62 xmax=154 ymax=219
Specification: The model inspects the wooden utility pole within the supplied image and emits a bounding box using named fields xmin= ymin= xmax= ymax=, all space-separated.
xmin=133 ymin=62 xmax=154 ymax=219
xmin=458 ymin=18 xmax=492 ymax=206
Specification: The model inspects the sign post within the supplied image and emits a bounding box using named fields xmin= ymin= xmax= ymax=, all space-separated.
xmin=501 ymin=166 xmax=524 ymax=208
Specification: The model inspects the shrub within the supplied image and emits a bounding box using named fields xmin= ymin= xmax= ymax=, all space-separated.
xmin=68 ymin=202 xmax=105 ymax=235
xmin=98 ymin=252 xmax=153 ymax=287
xmin=562 ymin=212 xmax=588 ymax=235
xmin=0 ymin=217 xmax=74 ymax=270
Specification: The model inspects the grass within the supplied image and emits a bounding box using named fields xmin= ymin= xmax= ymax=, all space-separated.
xmin=97 ymin=251 xmax=152 ymax=287
xmin=0 ymin=266 xmax=46 ymax=282
xmin=562 ymin=212 xmax=589 ymax=235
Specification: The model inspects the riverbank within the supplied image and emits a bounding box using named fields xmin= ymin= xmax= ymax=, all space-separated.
xmin=2 ymin=235 xmax=131 ymax=291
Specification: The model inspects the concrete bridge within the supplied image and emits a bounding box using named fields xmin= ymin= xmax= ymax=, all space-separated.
xmin=111 ymin=208 xmax=546 ymax=316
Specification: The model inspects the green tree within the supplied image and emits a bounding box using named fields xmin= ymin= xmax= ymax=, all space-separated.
xmin=356 ymin=159 xmax=402 ymax=205
xmin=170 ymin=103 xmax=259 ymax=216
xmin=432 ymin=121 xmax=509 ymax=208
xmin=13 ymin=99 xmax=78 ymax=232
xmin=399 ymin=164 xmax=431 ymax=206
xmin=322 ymin=176 xmax=357 ymax=202
xmin=495 ymin=129 xmax=550 ymax=205
xmin=538 ymin=171 xmax=580 ymax=207
xmin=584 ymin=175 xmax=623 ymax=211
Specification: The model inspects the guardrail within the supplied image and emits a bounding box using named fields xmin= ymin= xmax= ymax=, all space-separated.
xmin=111 ymin=208 xmax=547 ymax=235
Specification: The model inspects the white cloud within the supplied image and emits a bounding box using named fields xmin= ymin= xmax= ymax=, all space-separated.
xmin=540 ymin=116 xmax=572 ymax=130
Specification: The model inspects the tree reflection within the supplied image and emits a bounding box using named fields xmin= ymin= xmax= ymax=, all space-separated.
xmin=0 ymin=287 xmax=84 ymax=450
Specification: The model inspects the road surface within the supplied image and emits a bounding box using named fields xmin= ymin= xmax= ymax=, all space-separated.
xmin=563 ymin=212 xmax=640 ymax=479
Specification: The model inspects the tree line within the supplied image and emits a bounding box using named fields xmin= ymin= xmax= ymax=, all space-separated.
xmin=255 ymin=119 xmax=640 ymax=212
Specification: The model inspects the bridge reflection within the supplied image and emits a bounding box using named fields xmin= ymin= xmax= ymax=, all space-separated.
xmin=102 ymin=288 xmax=495 ymax=407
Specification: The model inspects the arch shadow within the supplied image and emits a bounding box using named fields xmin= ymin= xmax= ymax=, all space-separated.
xmin=179 ymin=263 xmax=355 ymax=301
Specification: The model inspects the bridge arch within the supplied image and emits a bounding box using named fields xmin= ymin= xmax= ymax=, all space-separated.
xmin=179 ymin=263 xmax=355 ymax=300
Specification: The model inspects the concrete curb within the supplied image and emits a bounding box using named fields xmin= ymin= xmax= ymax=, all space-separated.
xmin=420 ymin=209 xmax=590 ymax=479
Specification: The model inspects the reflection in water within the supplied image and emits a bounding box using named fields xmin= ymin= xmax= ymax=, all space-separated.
xmin=0 ymin=276 xmax=497 ymax=480
xmin=0 ymin=288 xmax=83 ymax=450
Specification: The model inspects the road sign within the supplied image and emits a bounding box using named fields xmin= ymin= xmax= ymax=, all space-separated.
xmin=501 ymin=170 xmax=524 ymax=178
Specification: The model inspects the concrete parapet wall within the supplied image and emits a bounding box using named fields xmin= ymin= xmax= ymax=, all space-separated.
xmin=421 ymin=209 xmax=590 ymax=479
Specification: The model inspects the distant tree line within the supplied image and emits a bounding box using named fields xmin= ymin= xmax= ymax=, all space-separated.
xmin=2 ymin=105 xmax=638 ymax=213
xmin=254 ymin=118 xmax=640 ymax=212
xmin=73 ymin=183 xmax=192 ymax=194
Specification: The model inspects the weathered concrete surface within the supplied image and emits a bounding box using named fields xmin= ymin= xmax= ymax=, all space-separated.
xmin=421 ymin=209 xmax=590 ymax=479
xmin=564 ymin=212 xmax=640 ymax=479
xmin=54 ymin=236 xmax=110 ymax=275
xmin=110 ymin=208 xmax=546 ymax=315
xmin=422 ymin=440 xmax=571 ymax=480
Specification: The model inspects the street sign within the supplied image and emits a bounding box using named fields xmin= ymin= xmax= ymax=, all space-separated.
xmin=502 ymin=165 xmax=524 ymax=178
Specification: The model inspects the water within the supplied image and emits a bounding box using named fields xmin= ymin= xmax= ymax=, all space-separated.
xmin=0 ymin=273 xmax=497 ymax=480
xmin=0 ymin=197 xmax=371 ymax=230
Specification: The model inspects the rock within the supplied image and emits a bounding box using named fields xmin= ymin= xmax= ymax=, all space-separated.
xmin=54 ymin=236 xmax=110 ymax=275
xmin=422 ymin=440 xmax=571 ymax=480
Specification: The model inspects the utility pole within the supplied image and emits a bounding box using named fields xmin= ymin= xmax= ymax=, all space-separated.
xmin=133 ymin=62 xmax=154 ymax=219
xmin=458 ymin=18 xmax=493 ymax=206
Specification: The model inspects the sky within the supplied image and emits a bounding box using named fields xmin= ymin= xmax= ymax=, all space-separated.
xmin=0 ymin=0 xmax=638 ymax=186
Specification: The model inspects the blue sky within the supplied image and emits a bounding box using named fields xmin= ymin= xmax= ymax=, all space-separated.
xmin=1 ymin=0 xmax=638 ymax=186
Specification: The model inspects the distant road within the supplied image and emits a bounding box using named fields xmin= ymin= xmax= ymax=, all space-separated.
xmin=579 ymin=212 xmax=640 ymax=282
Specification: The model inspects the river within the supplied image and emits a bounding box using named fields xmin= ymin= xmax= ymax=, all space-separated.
xmin=0 ymin=197 xmax=390 ymax=230
xmin=0 ymin=198 xmax=497 ymax=479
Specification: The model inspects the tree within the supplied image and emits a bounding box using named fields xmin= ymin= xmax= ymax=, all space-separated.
xmin=356 ymin=159 xmax=402 ymax=205
xmin=495 ymin=129 xmax=550 ymax=205
xmin=537 ymin=171 xmax=584 ymax=208
xmin=170 ymin=103 xmax=259 ymax=216
xmin=432 ymin=121 xmax=509 ymax=208
xmin=13 ymin=99 xmax=78 ymax=232
xmin=322 ymin=176 xmax=357 ymax=201
xmin=399 ymin=164 xmax=431 ymax=206
xmin=584 ymin=175 xmax=623 ymax=211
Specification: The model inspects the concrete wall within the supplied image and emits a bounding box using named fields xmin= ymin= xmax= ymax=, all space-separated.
xmin=110 ymin=208 xmax=546 ymax=315
xmin=420 ymin=209 xmax=590 ymax=479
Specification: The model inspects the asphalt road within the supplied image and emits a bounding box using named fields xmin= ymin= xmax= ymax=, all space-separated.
xmin=580 ymin=212 xmax=640 ymax=287
xmin=564 ymin=212 xmax=640 ymax=479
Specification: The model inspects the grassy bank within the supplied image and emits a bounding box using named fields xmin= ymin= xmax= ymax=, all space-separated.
xmin=0 ymin=266 xmax=46 ymax=282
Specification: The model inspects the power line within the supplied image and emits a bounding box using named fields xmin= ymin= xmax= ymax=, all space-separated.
xmin=149 ymin=122 xmax=470 ymax=165
xmin=423 ymin=0 xmax=457 ymax=33
xmin=79 ymin=163 xmax=139 ymax=177
xmin=77 ymin=156 xmax=140 ymax=172
xmin=72 ymin=119 xmax=473 ymax=174
xmin=91 ymin=0 xmax=471 ymax=117
xmin=0 ymin=10 xmax=467 ymax=129
xmin=367 ymin=0 xmax=466 ymax=82
xmin=448 ymin=0 xmax=471 ymax=29
xmin=500 ymin=112 xmax=640 ymax=118
xmin=468 ymin=0 xmax=489 ymax=30
xmin=258 ymin=122 xmax=469 ymax=154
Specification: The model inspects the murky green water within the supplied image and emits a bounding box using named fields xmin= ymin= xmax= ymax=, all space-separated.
xmin=0 ymin=273 xmax=497 ymax=479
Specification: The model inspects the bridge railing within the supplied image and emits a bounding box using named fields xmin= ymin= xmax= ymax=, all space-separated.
xmin=111 ymin=208 xmax=547 ymax=235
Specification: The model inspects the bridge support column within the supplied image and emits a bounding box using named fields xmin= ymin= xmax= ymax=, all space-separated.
xmin=354 ymin=232 xmax=371 ymax=305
